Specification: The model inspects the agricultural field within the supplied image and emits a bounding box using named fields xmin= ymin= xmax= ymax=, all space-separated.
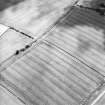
xmin=0 ymin=0 xmax=105 ymax=105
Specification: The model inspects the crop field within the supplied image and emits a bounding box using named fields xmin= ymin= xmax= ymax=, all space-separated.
xmin=0 ymin=0 xmax=105 ymax=105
